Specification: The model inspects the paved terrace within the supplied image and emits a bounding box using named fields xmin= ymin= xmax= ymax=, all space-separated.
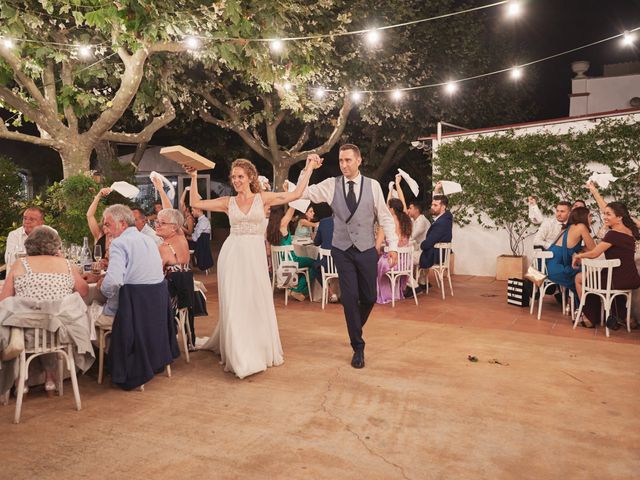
xmin=3 ymin=273 xmax=639 ymax=479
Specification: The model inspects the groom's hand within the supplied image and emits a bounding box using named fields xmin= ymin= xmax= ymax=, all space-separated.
xmin=387 ymin=251 xmax=398 ymax=268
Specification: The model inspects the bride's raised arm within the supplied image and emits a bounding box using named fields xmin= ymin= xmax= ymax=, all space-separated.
xmin=261 ymin=155 xmax=323 ymax=208
xmin=186 ymin=167 xmax=230 ymax=213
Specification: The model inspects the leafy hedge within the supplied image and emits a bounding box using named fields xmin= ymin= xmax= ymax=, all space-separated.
xmin=434 ymin=119 xmax=640 ymax=255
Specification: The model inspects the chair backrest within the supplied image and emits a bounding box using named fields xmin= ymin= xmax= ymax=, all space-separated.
xmin=581 ymin=258 xmax=621 ymax=292
xmin=270 ymin=245 xmax=295 ymax=274
xmin=434 ymin=242 xmax=452 ymax=268
xmin=531 ymin=250 xmax=554 ymax=274
xmin=390 ymin=246 xmax=414 ymax=274
xmin=26 ymin=328 xmax=63 ymax=354
xmin=319 ymin=248 xmax=338 ymax=276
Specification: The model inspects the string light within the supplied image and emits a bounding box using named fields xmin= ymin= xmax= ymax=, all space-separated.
xmin=391 ymin=89 xmax=403 ymax=101
xmin=314 ymin=87 xmax=326 ymax=99
xmin=506 ymin=1 xmax=522 ymax=18
xmin=622 ymin=30 xmax=635 ymax=46
xmin=444 ymin=81 xmax=458 ymax=95
xmin=351 ymin=90 xmax=363 ymax=102
xmin=270 ymin=39 xmax=284 ymax=53
xmin=510 ymin=66 xmax=522 ymax=80
xmin=77 ymin=45 xmax=92 ymax=58
xmin=365 ymin=29 xmax=381 ymax=46
xmin=283 ymin=81 xmax=292 ymax=91
xmin=1 ymin=38 xmax=14 ymax=49
xmin=184 ymin=36 xmax=200 ymax=49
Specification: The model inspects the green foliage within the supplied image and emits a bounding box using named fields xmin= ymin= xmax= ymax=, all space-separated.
xmin=0 ymin=155 xmax=23 ymax=258
xmin=434 ymin=119 xmax=640 ymax=255
xmin=44 ymin=175 xmax=102 ymax=245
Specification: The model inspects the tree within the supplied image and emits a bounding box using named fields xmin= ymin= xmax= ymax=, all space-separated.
xmin=0 ymin=155 xmax=23 ymax=257
xmin=0 ymin=1 xmax=232 ymax=177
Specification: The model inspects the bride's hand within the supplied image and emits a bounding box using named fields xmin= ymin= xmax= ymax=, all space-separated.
xmin=184 ymin=165 xmax=198 ymax=178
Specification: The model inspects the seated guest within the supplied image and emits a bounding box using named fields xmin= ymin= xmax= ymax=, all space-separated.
xmin=312 ymin=203 xmax=337 ymax=302
xmin=573 ymin=202 xmax=640 ymax=328
xmin=96 ymin=205 xmax=164 ymax=328
xmin=546 ymin=207 xmax=596 ymax=303
xmin=4 ymin=207 xmax=48 ymax=273
xmin=132 ymin=208 xmax=163 ymax=246
xmin=180 ymin=188 xmax=195 ymax=236
xmin=266 ymin=205 xmax=315 ymax=301
xmin=416 ymin=194 xmax=453 ymax=293
xmin=294 ymin=205 xmax=318 ymax=240
xmin=155 ymin=209 xmax=191 ymax=273
xmin=376 ymin=198 xmax=411 ymax=304
xmin=86 ymin=187 xmax=112 ymax=263
xmin=190 ymin=206 xmax=211 ymax=245
xmin=147 ymin=200 xmax=163 ymax=226
xmin=0 ymin=226 xmax=89 ymax=394
xmin=530 ymin=200 xmax=571 ymax=249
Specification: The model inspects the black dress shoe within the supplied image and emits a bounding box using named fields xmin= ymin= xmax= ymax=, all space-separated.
xmin=404 ymin=285 xmax=425 ymax=298
xmin=351 ymin=350 xmax=365 ymax=369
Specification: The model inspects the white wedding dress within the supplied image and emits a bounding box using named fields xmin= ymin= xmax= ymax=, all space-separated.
xmin=200 ymin=194 xmax=284 ymax=378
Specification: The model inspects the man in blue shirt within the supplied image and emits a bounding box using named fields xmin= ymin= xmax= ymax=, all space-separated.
xmin=190 ymin=206 xmax=211 ymax=243
xmin=96 ymin=204 xmax=164 ymax=327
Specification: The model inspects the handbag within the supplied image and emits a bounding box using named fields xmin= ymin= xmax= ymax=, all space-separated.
xmin=524 ymin=265 xmax=547 ymax=287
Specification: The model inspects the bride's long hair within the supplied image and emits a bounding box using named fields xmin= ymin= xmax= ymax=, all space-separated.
xmin=230 ymin=159 xmax=262 ymax=194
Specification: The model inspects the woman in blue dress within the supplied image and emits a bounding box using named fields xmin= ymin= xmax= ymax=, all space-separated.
xmin=546 ymin=207 xmax=596 ymax=300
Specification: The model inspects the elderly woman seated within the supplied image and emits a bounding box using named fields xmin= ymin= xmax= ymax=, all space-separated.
xmin=155 ymin=208 xmax=191 ymax=273
xmin=0 ymin=226 xmax=89 ymax=395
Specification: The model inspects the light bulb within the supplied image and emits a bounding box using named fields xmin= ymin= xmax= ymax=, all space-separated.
xmin=78 ymin=45 xmax=92 ymax=58
xmin=1 ymin=38 xmax=14 ymax=49
xmin=270 ymin=39 xmax=284 ymax=53
xmin=351 ymin=91 xmax=362 ymax=102
xmin=506 ymin=1 xmax=522 ymax=18
xmin=391 ymin=89 xmax=403 ymax=101
xmin=283 ymin=81 xmax=292 ymax=91
xmin=365 ymin=29 xmax=381 ymax=46
xmin=314 ymin=87 xmax=326 ymax=100
xmin=622 ymin=31 xmax=635 ymax=46
xmin=185 ymin=36 xmax=200 ymax=49
xmin=510 ymin=67 xmax=522 ymax=80
xmin=445 ymin=81 xmax=458 ymax=95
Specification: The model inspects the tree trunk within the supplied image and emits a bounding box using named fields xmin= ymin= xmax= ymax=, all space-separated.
xmin=60 ymin=143 xmax=93 ymax=178
xmin=94 ymin=140 xmax=119 ymax=177
xmin=272 ymin=159 xmax=291 ymax=192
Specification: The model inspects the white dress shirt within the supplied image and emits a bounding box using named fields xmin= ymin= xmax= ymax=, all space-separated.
xmin=533 ymin=218 xmax=564 ymax=249
xmin=298 ymin=172 xmax=399 ymax=250
xmin=141 ymin=223 xmax=163 ymax=246
xmin=4 ymin=225 xmax=58 ymax=273
xmin=410 ymin=215 xmax=430 ymax=251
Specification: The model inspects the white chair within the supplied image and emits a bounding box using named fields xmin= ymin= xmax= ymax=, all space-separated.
xmin=529 ymin=250 xmax=574 ymax=320
xmin=12 ymin=328 xmax=81 ymax=424
xmin=385 ymin=246 xmax=418 ymax=307
xmin=319 ymin=248 xmax=340 ymax=309
xmin=423 ymin=242 xmax=454 ymax=300
xmin=271 ymin=245 xmax=313 ymax=305
xmin=175 ymin=307 xmax=192 ymax=364
xmin=573 ymin=258 xmax=633 ymax=337
xmin=97 ymin=325 xmax=112 ymax=385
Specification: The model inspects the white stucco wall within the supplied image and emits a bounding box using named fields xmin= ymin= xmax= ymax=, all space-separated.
xmin=570 ymin=74 xmax=640 ymax=117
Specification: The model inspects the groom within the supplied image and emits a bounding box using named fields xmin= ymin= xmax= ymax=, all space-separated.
xmin=299 ymin=144 xmax=398 ymax=368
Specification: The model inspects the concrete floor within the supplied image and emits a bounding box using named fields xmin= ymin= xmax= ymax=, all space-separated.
xmin=2 ymin=274 xmax=639 ymax=479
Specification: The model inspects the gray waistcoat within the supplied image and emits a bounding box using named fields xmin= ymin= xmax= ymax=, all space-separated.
xmin=331 ymin=176 xmax=376 ymax=252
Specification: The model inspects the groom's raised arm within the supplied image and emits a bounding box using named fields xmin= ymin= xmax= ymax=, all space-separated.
xmin=296 ymin=153 xmax=335 ymax=204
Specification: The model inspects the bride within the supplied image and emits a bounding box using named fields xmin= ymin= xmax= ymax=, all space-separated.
xmin=187 ymin=157 xmax=321 ymax=379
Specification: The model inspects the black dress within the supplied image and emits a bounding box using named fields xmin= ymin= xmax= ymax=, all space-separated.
xmin=583 ymin=230 xmax=640 ymax=324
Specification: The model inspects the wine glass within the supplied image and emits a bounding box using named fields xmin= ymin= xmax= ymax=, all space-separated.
xmin=93 ymin=245 xmax=102 ymax=263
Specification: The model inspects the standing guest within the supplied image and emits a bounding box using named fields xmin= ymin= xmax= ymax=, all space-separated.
xmin=573 ymin=202 xmax=640 ymax=328
xmin=187 ymin=157 xmax=319 ymax=379
xmin=297 ymin=145 xmax=398 ymax=369
xmin=530 ymin=200 xmax=572 ymax=249
xmin=180 ymin=188 xmax=195 ymax=236
xmin=95 ymin=205 xmax=164 ymax=328
xmin=4 ymin=207 xmax=48 ymax=272
xmin=190 ymin=207 xmax=211 ymax=245
xmin=132 ymin=208 xmax=163 ymax=246
xmin=86 ymin=187 xmax=112 ymax=258
xmin=416 ymin=194 xmax=453 ymax=293
xmin=376 ymin=198 xmax=412 ymax=304
xmin=0 ymin=226 xmax=89 ymax=394
xmin=266 ymin=206 xmax=315 ymax=301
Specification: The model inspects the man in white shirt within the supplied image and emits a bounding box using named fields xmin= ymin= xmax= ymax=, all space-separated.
xmin=4 ymin=207 xmax=46 ymax=272
xmin=132 ymin=208 xmax=163 ymax=246
xmin=403 ymin=201 xmax=430 ymax=295
xmin=190 ymin=207 xmax=212 ymax=243
xmin=530 ymin=200 xmax=571 ymax=249
xmin=298 ymin=145 xmax=397 ymax=369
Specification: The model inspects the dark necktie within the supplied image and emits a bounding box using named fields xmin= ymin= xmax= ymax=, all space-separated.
xmin=346 ymin=180 xmax=357 ymax=214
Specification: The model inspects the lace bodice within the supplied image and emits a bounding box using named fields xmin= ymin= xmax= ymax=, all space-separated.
xmin=229 ymin=194 xmax=266 ymax=236
xmin=14 ymin=257 xmax=74 ymax=301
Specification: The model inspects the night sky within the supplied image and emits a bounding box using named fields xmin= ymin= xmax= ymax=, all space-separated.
xmin=510 ymin=0 xmax=640 ymax=119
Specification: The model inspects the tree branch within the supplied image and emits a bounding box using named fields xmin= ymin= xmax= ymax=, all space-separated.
xmin=0 ymin=120 xmax=59 ymax=148
xmin=293 ymin=97 xmax=353 ymax=161
xmin=102 ymin=98 xmax=175 ymax=143
xmin=287 ymin=125 xmax=311 ymax=154
xmin=42 ymin=61 xmax=58 ymax=114
xmin=372 ymin=138 xmax=408 ymax=180
xmin=60 ymin=60 xmax=79 ymax=133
